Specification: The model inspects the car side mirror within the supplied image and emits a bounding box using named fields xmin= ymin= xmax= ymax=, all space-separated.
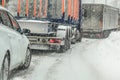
xmin=23 ymin=28 xmax=31 ymax=33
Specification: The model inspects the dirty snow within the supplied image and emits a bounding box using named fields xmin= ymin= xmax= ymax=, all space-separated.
xmin=11 ymin=31 xmax=120 ymax=80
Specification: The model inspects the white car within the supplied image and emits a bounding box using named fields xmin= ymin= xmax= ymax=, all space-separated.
xmin=0 ymin=6 xmax=31 ymax=80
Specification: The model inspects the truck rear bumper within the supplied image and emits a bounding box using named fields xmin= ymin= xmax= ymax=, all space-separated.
xmin=30 ymin=44 xmax=49 ymax=50
xmin=30 ymin=44 xmax=60 ymax=50
xmin=27 ymin=36 xmax=65 ymax=50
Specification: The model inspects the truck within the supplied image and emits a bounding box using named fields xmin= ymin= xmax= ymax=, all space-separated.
xmin=16 ymin=0 xmax=82 ymax=52
xmin=82 ymin=4 xmax=119 ymax=38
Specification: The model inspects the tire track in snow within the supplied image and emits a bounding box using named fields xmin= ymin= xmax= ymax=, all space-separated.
xmin=10 ymin=38 xmax=99 ymax=80
xmin=44 ymin=39 xmax=98 ymax=80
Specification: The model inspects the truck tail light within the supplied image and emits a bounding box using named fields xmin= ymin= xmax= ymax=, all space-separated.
xmin=57 ymin=40 xmax=61 ymax=43
xmin=49 ymin=39 xmax=61 ymax=43
xmin=49 ymin=39 xmax=55 ymax=43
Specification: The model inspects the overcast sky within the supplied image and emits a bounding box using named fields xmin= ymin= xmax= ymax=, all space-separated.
xmin=82 ymin=0 xmax=120 ymax=8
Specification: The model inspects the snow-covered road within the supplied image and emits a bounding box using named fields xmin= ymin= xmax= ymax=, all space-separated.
xmin=10 ymin=31 xmax=120 ymax=80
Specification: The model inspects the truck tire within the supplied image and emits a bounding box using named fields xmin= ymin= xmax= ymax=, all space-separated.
xmin=67 ymin=39 xmax=71 ymax=49
xmin=71 ymin=28 xmax=77 ymax=44
xmin=100 ymin=31 xmax=110 ymax=38
xmin=77 ymin=29 xmax=82 ymax=42
xmin=1 ymin=53 xmax=10 ymax=80
xmin=56 ymin=44 xmax=67 ymax=53
xmin=57 ymin=39 xmax=68 ymax=53
xmin=59 ymin=45 xmax=66 ymax=53
xmin=103 ymin=31 xmax=110 ymax=38
xmin=71 ymin=38 xmax=76 ymax=44
xmin=20 ymin=49 xmax=31 ymax=69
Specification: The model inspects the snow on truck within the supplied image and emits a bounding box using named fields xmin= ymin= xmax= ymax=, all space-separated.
xmin=16 ymin=0 xmax=82 ymax=52
xmin=82 ymin=4 xmax=119 ymax=38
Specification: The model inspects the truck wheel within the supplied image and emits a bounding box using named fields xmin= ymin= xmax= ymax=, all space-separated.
xmin=20 ymin=49 xmax=31 ymax=69
xmin=57 ymin=39 xmax=67 ymax=53
xmin=71 ymin=39 xmax=76 ymax=44
xmin=1 ymin=53 xmax=10 ymax=80
xmin=56 ymin=45 xmax=66 ymax=53
xmin=60 ymin=45 xmax=66 ymax=53
xmin=101 ymin=31 xmax=110 ymax=38
xmin=78 ymin=30 xmax=83 ymax=42
xmin=103 ymin=31 xmax=110 ymax=38
xmin=67 ymin=39 xmax=71 ymax=49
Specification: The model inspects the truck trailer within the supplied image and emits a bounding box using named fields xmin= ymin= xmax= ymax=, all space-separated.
xmin=17 ymin=0 xmax=82 ymax=52
xmin=82 ymin=4 xmax=119 ymax=38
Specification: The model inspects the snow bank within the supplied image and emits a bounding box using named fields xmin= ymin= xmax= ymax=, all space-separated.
xmin=11 ymin=31 xmax=120 ymax=80
xmin=79 ymin=31 xmax=120 ymax=80
xmin=48 ymin=31 xmax=120 ymax=80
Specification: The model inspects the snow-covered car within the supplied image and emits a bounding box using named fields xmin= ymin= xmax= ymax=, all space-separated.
xmin=0 ymin=6 xmax=31 ymax=80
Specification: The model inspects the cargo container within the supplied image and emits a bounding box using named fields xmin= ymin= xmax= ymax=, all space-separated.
xmin=82 ymin=4 xmax=119 ymax=38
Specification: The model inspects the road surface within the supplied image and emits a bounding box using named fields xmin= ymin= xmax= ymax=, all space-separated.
xmin=10 ymin=32 xmax=120 ymax=80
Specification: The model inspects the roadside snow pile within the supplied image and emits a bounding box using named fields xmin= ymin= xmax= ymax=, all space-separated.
xmin=80 ymin=31 xmax=120 ymax=80
xmin=47 ymin=51 xmax=98 ymax=80
xmin=11 ymin=31 xmax=120 ymax=80
xmin=48 ymin=31 xmax=120 ymax=80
